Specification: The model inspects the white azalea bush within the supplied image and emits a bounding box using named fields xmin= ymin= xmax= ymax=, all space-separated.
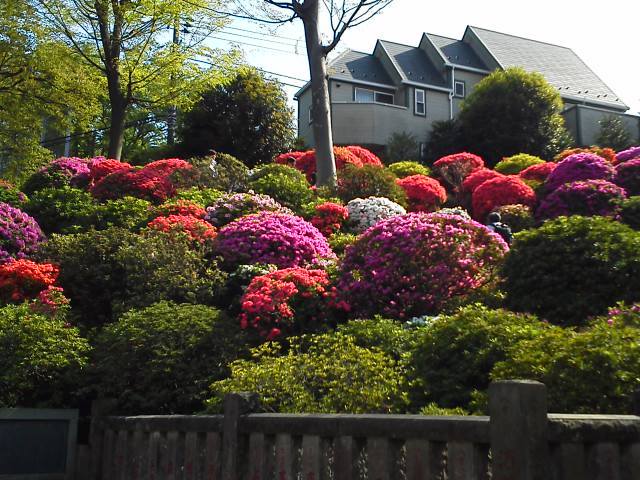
xmin=345 ymin=196 xmax=406 ymax=233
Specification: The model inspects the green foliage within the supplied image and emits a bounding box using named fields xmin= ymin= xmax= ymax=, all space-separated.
xmin=408 ymin=304 xmax=547 ymax=411
xmin=337 ymin=318 xmax=418 ymax=361
xmin=494 ymin=204 xmax=535 ymax=233
xmin=492 ymin=322 xmax=640 ymax=413
xmin=419 ymin=403 xmax=468 ymax=416
xmin=387 ymin=161 xmax=431 ymax=178
xmin=248 ymin=164 xmax=313 ymax=213
xmin=94 ymin=196 xmax=153 ymax=231
xmin=0 ymin=181 xmax=27 ymax=207
xmin=208 ymin=333 xmax=405 ymax=414
xmin=424 ymin=119 xmax=464 ymax=164
xmin=494 ymin=154 xmax=545 ymax=175
xmin=502 ymin=216 xmax=640 ymax=326
xmin=337 ymin=164 xmax=407 ymax=206
xmin=186 ymin=154 xmax=249 ymax=193
xmin=174 ymin=187 xmax=224 ymax=208
xmin=596 ymin=115 xmax=633 ymax=151
xmin=619 ymin=196 xmax=640 ymax=230
xmin=458 ymin=68 xmax=573 ymax=166
xmin=327 ymin=232 xmax=358 ymax=256
xmin=24 ymin=187 xmax=97 ymax=234
xmin=91 ymin=301 xmax=248 ymax=414
xmin=384 ymin=132 xmax=419 ymax=164
xmin=178 ymin=69 xmax=295 ymax=167
xmin=0 ymin=303 xmax=89 ymax=407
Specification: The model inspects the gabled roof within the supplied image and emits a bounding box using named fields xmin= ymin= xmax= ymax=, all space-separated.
xmin=377 ymin=40 xmax=448 ymax=88
xmin=426 ymin=33 xmax=489 ymax=71
xmin=326 ymin=49 xmax=395 ymax=87
xmin=467 ymin=26 xmax=628 ymax=111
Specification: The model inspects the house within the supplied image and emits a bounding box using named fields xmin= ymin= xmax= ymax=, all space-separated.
xmin=295 ymin=26 xmax=639 ymax=157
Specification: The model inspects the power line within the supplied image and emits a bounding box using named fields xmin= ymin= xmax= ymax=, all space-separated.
xmin=222 ymin=24 xmax=300 ymax=43
xmin=217 ymin=28 xmax=300 ymax=48
xmin=181 ymin=0 xmax=296 ymax=25
xmin=190 ymin=58 xmax=306 ymax=87
xmin=209 ymin=34 xmax=304 ymax=56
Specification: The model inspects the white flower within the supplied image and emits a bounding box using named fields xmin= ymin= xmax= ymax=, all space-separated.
xmin=346 ymin=196 xmax=406 ymax=233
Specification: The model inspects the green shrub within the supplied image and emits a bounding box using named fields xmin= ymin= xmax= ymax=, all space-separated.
xmin=494 ymin=154 xmax=545 ymax=174
xmin=0 ymin=303 xmax=89 ymax=407
xmin=502 ymin=216 xmax=640 ymax=326
xmin=249 ymin=163 xmax=313 ymax=213
xmin=207 ymin=333 xmax=405 ymax=413
xmin=337 ymin=317 xmax=418 ymax=361
xmin=187 ymin=154 xmax=249 ymax=193
xmin=94 ymin=196 xmax=152 ymax=231
xmin=174 ymin=187 xmax=224 ymax=208
xmin=385 ymin=132 xmax=418 ymax=164
xmin=408 ymin=304 xmax=547 ymax=411
xmin=0 ymin=181 xmax=27 ymax=207
xmin=24 ymin=187 xmax=97 ymax=234
xmin=336 ymin=164 xmax=407 ymax=206
xmin=424 ymin=119 xmax=464 ymax=164
xmin=91 ymin=301 xmax=248 ymax=414
xmin=620 ymin=196 xmax=640 ymax=230
xmin=327 ymin=232 xmax=358 ymax=256
xmin=492 ymin=322 xmax=640 ymax=413
xmin=494 ymin=204 xmax=535 ymax=232
xmin=388 ymin=161 xmax=431 ymax=178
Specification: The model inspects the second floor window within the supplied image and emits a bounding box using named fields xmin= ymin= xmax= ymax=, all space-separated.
xmin=455 ymin=81 xmax=466 ymax=98
xmin=355 ymin=87 xmax=394 ymax=105
xmin=415 ymin=89 xmax=426 ymax=116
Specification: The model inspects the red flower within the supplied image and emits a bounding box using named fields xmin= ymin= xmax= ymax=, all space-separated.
xmin=294 ymin=147 xmax=363 ymax=183
xmin=154 ymin=200 xmax=207 ymax=219
xmin=345 ymin=146 xmax=383 ymax=167
xmin=472 ymin=176 xmax=537 ymax=221
xmin=274 ymin=151 xmax=307 ymax=166
xmin=147 ymin=214 xmax=217 ymax=244
xmin=462 ymin=169 xmax=505 ymax=193
xmin=0 ymin=259 xmax=59 ymax=303
xmin=310 ymin=202 xmax=349 ymax=236
xmin=87 ymin=159 xmax=132 ymax=185
xmin=519 ymin=162 xmax=557 ymax=183
xmin=396 ymin=175 xmax=447 ymax=212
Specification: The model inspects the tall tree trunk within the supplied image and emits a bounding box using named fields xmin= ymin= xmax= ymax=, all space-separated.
xmin=301 ymin=0 xmax=336 ymax=187
xmin=108 ymin=98 xmax=126 ymax=159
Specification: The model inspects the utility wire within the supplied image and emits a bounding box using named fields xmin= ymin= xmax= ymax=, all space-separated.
xmin=222 ymin=24 xmax=300 ymax=42
xmin=209 ymin=34 xmax=305 ymax=55
xmin=190 ymin=58 xmax=306 ymax=87
xmin=180 ymin=0 xmax=296 ymax=25
xmin=219 ymin=28 xmax=300 ymax=47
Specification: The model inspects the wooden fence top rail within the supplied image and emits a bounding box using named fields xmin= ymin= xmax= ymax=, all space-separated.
xmin=103 ymin=415 xmax=223 ymax=432
xmin=548 ymin=414 xmax=640 ymax=443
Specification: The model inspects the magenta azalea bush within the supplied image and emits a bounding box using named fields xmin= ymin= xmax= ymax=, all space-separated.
xmin=544 ymin=153 xmax=614 ymax=193
xmin=337 ymin=213 xmax=508 ymax=319
xmin=613 ymin=159 xmax=640 ymax=196
xmin=205 ymin=193 xmax=292 ymax=228
xmin=23 ymin=157 xmax=92 ymax=194
xmin=615 ymin=146 xmax=640 ymax=164
xmin=214 ymin=212 xmax=336 ymax=270
xmin=0 ymin=203 xmax=45 ymax=264
xmin=536 ymin=180 xmax=627 ymax=220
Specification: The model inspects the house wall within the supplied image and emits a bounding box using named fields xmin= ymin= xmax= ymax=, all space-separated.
xmin=573 ymin=105 xmax=640 ymax=146
xmin=451 ymin=69 xmax=486 ymax=116
xmin=297 ymin=88 xmax=314 ymax=147
xmin=562 ymin=106 xmax=579 ymax=145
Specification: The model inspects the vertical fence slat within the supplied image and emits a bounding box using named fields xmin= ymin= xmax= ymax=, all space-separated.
xmin=205 ymin=432 xmax=221 ymax=480
xmin=334 ymin=436 xmax=355 ymax=480
xmin=275 ymin=434 xmax=294 ymax=480
xmin=148 ymin=432 xmax=160 ymax=480
xmin=130 ymin=430 xmax=144 ymax=480
xmin=102 ymin=429 xmax=115 ymax=480
xmin=447 ymin=442 xmax=477 ymax=480
xmin=588 ymin=442 xmax=621 ymax=480
xmin=473 ymin=444 xmax=490 ymax=480
xmin=115 ymin=430 xmax=128 ymax=480
xmin=302 ymin=436 xmax=321 ymax=480
xmin=184 ymin=432 xmax=198 ymax=480
xmin=621 ymin=442 xmax=640 ymax=480
xmin=405 ymin=439 xmax=431 ymax=480
xmin=367 ymin=437 xmax=391 ymax=480
xmin=553 ymin=443 xmax=585 ymax=480
xmin=248 ymin=432 xmax=266 ymax=480
xmin=166 ymin=431 xmax=179 ymax=480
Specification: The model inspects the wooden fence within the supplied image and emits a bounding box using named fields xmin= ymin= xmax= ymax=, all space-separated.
xmin=84 ymin=381 xmax=640 ymax=480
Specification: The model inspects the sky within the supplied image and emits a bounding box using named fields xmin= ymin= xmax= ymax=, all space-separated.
xmin=209 ymin=0 xmax=640 ymax=118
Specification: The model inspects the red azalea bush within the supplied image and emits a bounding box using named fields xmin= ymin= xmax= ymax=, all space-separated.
xmin=239 ymin=267 xmax=340 ymax=340
xmin=154 ymin=200 xmax=207 ymax=219
xmin=396 ymin=175 xmax=447 ymax=212
xmin=337 ymin=213 xmax=508 ymax=319
xmin=310 ymin=202 xmax=349 ymax=236
xmin=345 ymin=146 xmax=384 ymax=167
xmin=613 ymin=159 xmax=640 ymax=196
xmin=555 ymin=147 xmax=616 ymax=164
xmin=544 ymin=153 xmax=615 ymax=193
xmin=519 ymin=162 xmax=557 ymax=183
xmin=87 ymin=158 xmax=132 ymax=185
xmin=472 ymin=176 xmax=537 ymax=221
xmin=147 ymin=214 xmax=217 ymax=244
xmin=0 ymin=259 xmax=59 ymax=303
xmin=433 ymin=152 xmax=484 ymax=192
xmin=462 ymin=169 xmax=505 ymax=194
xmin=274 ymin=151 xmax=307 ymax=167
xmin=294 ymin=147 xmax=363 ymax=183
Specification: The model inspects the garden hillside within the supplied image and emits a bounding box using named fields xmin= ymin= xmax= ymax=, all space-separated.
xmin=1 ymin=144 xmax=640 ymax=416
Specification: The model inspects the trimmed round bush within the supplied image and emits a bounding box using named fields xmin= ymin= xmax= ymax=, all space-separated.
xmin=248 ymin=164 xmax=313 ymax=213
xmin=345 ymin=146 xmax=383 ymax=167
xmin=345 ymin=196 xmax=406 ymax=234
xmin=613 ymin=158 xmax=640 ymax=196
xmin=544 ymin=153 xmax=615 ymax=192
xmin=518 ymin=161 xmax=557 ymax=182
xmin=472 ymin=176 xmax=536 ymax=221
xmin=147 ymin=214 xmax=217 ymax=245
xmin=274 ymin=150 xmax=306 ymax=166
xmin=214 ymin=212 xmax=335 ymax=270
xmin=0 ymin=303 xmax=89 ymax=407
xmin=87 ymin=158 xmax=131 ymax=186
xmin=91 ymin=301 xmax=248 ymax=414
xmin=396 ymin=175 xmax=447 ymax=212
xmin=153 ymin=199 xmax=206 ymax=219
xmin=294 ymin=147 xmax=362 ymax=183
xmin=555 ymin=147 xmax=616 ymax=164
xmin=435 ymin=207 xmax=471 ymax=220
xmin=309 ymin=202 xmax=349 ymax=236
xmin=94 ymin=197 xmax=152 ymax=231
xmin=337 ymin=164 xmax=407 ymax=205
xmin=24 ymin=187 xmax=98 ymax=234
xmin=0 ymin=180 xmax=27 ymax=207
xmin=192 ymin=153 xmax=249 ymax=193
xmin=0 ymin=203 xmax=45 ymax=264
xmin=327 ymin=232 xmax=359 ymax=256
xmin=494 ymin=204 xmax=534 ymax=232
xmin=388 ymin=161 xmax=431 ymax=178
xmin=338 ymin=213 xmax=508 ymax=319
xmin=620 ymin=196 xmax=640 ymax=229
xmin=173 ymin=187 xmax=223 ymax=208
xmin=615 ymin=146 xmax=640 ymax=164
xmin=462 ymin=168 xmax=505 ymax=194
xmin=23 ymin=157 xmax=90 ymax=194
xmin=502 ymin=216 xmax=640 ymax=326
xmin=0 ymin=259 xmax=59 ymax=303
xmin=205 ymin=192 xmax=292 ymax=228
xmin=433 ymin=152 xmax=484 ymax=192
xmin=494 ymin=154 xmax=544 ymax=174
xmin=536 ymin=179 xmax=626 ymax=220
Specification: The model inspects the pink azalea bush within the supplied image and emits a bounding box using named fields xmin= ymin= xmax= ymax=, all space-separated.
xmin=536 ymin=180 xmax=627 ymax=220
xmin=472 ymin=176 xmax=536 ymax=221
xmin=23 ymin=157 xmax=91 ymax=193
xmin=337 ymin=213 xmax=508 ymax=319
xmin=544 ymin=153 xmax=615 ymax=193
xmin=0 ymin=203 xmax=45 ymax=264
xmin=613 ymin=159 xmax=640 ymax=196
xmin=214 ymin=212 xmax=336 ymax=270
xmin=615 ymin=146 xmax=640 ymax=164
xmin=205 ymin=193 xmax=292 ymax=228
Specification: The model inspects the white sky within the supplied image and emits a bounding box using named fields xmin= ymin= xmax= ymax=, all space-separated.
xmin=212 ymin=0 xmax=640 ymax=116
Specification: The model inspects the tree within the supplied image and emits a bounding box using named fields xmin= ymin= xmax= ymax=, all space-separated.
xmin=35 ymin=0 xmax=237 ymax=160
xmin=384 ymin=131 xmax=418 ymax=163
xmin=424 ymin=119 xmax=464 ymax=164
xmin=596 ymin=115 xmax=633 ymax=151
xmin=178 ymin=69 xmax=295 ymax=166
xmin=458 ymin=67 xmax=573 ymax=166
xmin=236 ymin=0 xmax=393 ymax=186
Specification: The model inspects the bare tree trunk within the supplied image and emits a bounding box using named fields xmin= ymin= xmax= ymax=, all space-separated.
xmin=301 ymin=0 xmax=336 ymax=187
xmin=108 ymin=98 xmax=126 ymax=159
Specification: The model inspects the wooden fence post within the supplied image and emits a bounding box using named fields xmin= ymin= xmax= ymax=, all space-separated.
xmin=88 ymin=398 xmax=117 ymax=480
xmin=221 ymin=393 xmax=259 ymax=480
xmin=489 ymin=380 xmax=549 ymax=480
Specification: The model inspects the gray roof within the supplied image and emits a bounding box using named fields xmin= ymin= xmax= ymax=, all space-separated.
xmin=378 ymin=40 xmax=448 ymax=88
xmin=468 ymin=26 xmax=628 ymax=110
xmin=427 ymin=33 xmax=489 ymax=71
xmin=327 ymin=49 xmax=394 ymax=86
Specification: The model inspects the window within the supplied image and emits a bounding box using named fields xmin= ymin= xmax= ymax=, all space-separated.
xmin=308 ymin=106 xmax=313 ymax=124
xmin=355 ymin=87 xmax=394 ymax=105
xmin=414 ymin=88 xmax=426 ymax=116
xmin=454 ymin=80 xmax=466 ymax=98
xmin=419 ymin=142 xmax=427 ymax=160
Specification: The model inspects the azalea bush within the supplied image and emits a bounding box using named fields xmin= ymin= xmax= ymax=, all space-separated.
xmin=337 ymin=164 xmax=407 ymax=205
xmin=190 ymin=153 xmax=249 ymax=193
xmin=153 ymin=199 xmax=206 ymax=219
xmin=248 ymin=164 xmax=313 ymax=212
xmin=554 ymin=146 xmax=616 ymax=164
xmin=494 ymin=154 xmax=544 ymax=174
xmin=518 ymin=161 xmax=557 ymax=183
xmin=309 ymin=202 xmax=349 ymax=236
xmin=214 ymin=212 xmax=335 ymax=270
xmin=433 ymin=152 xmax=484 ymax=193
xmin=173 ymin=187 xmax=223 ymax=208
xmin=345 ymin=196 xmax=406 ymax=234
xmin=388 ymin=161 xmax=431 ymax=178
xmin=293 ymin=146 xmax=362 ymax=183
xmin=94 ymin=197 xmax=152 ymax=231
xmin=239 ymin=267 xmax=340 ymax=340
xmin=615 ymin=146 xmax=640 ymax=164
xmin=494 ymin=204 xmax=534 ymax=232
xmin=327 ymin=232 xmax=359 ymax=256
xmin=345 ymin=146 xmax=384 ymax=167
xmin=536 ymin=179 xmax=626 ymax=220
xmin=23 ymin=157 xmax=91 ymax=194
xmin=544 ymin=153 xmax=615 ymax=192
xmin=147 ymin=214 xmax=217 ymax=245
xmin=0 ymin=203 xmax=45 ymax=264
xmin=0 ymin=259 xmax=59 ymax=303
xmin=205 ymin=192 xmax=292 ymax=228
xmin=338 ymin=213 xmax=508 ymax=319
xmin=86 ymin=158 xmax=131 ymax=186
xmin=472 ymin=176 xmax=536 ymax=221
xmin=24 ymin=187 xmax=97 ymax=234
xmin=461 ymin=169 xmax=505 ymax=194
xmin=620 ymin=196 xmax=640 ymax=230
xmin=396 ymin=175 xmax=447 ymax=212
xmin=274 ymin=150 xmax=306 ymax=166
xmin=0 ymin=180 xmax=27 ymax=207
xmin=613 ymin=158 xmax=640 ymax=196
xmin=502 ymin=216 xmax=640 ymax=326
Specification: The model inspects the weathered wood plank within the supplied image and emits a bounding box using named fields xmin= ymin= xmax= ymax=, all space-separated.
xmin=447 ymin=442 xmax=476 ymax=480
xmin=588 ymin=442 xmax=621 ymax=480
xmin=205 ymin=432 xmax=221 ymax=480
xmin=621 ymin=442 xmax=640 ymax=480
xmin=102 ymin=429 xmax=115 ymax=480
xmin=367 ymin=437 xmax=391 ymax=480
xmin=550 ymin=443 xmax=585 ymax=480
xmin=333 ymin=436 xmax=355 ymax=480
xmin=301 ymin=436 xmax=321 ymax=480
xmin=147 ymin=431 xmax=160 ymax=480
xmin=115 ymin=430 xmax=128 ymax=480
xmin=166 ymin=431 xmax=179 ymax=480
xmin=275 ymin=434 xmax=294 ymax=480
xmin=184 ymin=431 xmax=198 ymax=480
xmin=405 ymin=439 xmax=431 ymax=480
xmin=248 ymin=432 xmax=266 ymax=480
xmin=473 ymin=443 xmax=490 ymax=480
xmin=130 ymin=430 xmax=144 ymax=480
xmin=104 ymin=415 xmax=223 ymax=433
